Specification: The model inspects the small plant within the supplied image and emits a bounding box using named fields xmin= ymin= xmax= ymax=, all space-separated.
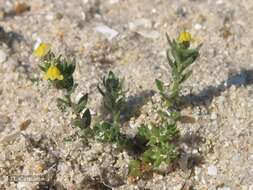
xmin=34 ymin=31 xmax=202 ymax=182
xmin=129 ymin=31 xmax=202 ymax=177
xmin=94 ymin=71 xmax=126 ymax=144
xmin=34 ymin=43 xmax=91 ymax=133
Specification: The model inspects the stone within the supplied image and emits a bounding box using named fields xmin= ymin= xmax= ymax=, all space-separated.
xmin=110 ymin=0 xmax=120 ymax=4
xmin=217 ymin=187 xmax=231 ymax=190
xmin=46 ymin=13 xmax=55 ymax=21
xmin=94 ymin=25 xmax=119 ymax=40
xmin=128 ymin=18 xmax=160 ymax=39
xmin=216 ymin=0 xmax=223 ymax=4
xmin=0 ymin=49 xmax=7 ymax=63
xmin=129 ymin=18 xmax=152 ymax=31
xmin=207 ymin=165 xmax=218 ymax=176
xmin=137 ymin=30 xmax=161 ymax=39
xmin=194 ymin=23 xmax=202 ymax=30
xmin=211 ymin=112 xmax=217 ymax=120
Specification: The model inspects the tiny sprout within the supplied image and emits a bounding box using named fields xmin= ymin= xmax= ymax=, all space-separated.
xmin=97 ymin=71 xmax=126 ymax=126
xmin=37 ymin=47 xmax=91 ymax=141
xmin=33 ymin=42 xmax=51 ymax=58
xmin=94 ymin=71 xmax=126 ymax=144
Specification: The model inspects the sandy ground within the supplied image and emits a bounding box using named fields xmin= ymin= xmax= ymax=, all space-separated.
xmin=0 ymin=0 xmax=253 ymax=189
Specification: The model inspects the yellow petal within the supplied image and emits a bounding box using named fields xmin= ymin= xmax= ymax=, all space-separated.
xmin=177 ymin=31 xmax=192 ymax=43
xmin=43 ymin=74 xmax=48 ymax=80
xmin=44 ymin=65 xmax=63 ymax=81
xmin=57 ymin=75 xmax=64 ymax=80
xmin=33 ymin=43 xmax=51 ymax=58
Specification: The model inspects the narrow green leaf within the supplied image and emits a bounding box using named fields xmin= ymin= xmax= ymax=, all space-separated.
xmin=72 ymin=118 xmax=82 ymax=128
xmin=155 ymin=79 xmax=164 ymax=92
xmin=81 ymin=109 xmax=91 ymax=128
xmin=180 ymin=56 xmax=195 ymax=73
xmin=76 ymin=102 xmax=87 ymax=113
xmin=72 ymin=110 xmax=91 ymax=129
xmin=171 ymin=48 xmax=182 ymax=68
xmin=166 ymin=33 xmax=173 ymax=47
xmin=180 ymin=70 xmax=192 ymax=83
xmin=97 ymin=85 xmax=105 ymax=96
xmin=78 ymin=93 xmax=88 ymax=105
xmin=167 ymin=51 xmax=174 ymax=68
xmin=38 ymin=65 xmax=47 ymax=72
xmin=68 ymin=83 xmax=78 ymax=94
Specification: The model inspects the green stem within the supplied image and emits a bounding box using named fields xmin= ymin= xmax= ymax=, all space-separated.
xmin=66 ymin=92 xmax=80 ymax=118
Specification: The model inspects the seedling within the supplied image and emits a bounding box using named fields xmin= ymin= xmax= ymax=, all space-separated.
xmin=130 ymin=31 xmax=202 ymax=177
xmin=94 ymin=71 xmax=126 ymax=143
xmin=35 ymin=43 xmax=91 ymax=133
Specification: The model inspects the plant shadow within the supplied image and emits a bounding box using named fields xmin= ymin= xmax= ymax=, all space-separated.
xmin=182 ymin=69 xmax=253 ymax=107
xmin=0 ymin=26 xmax=23 ymax=51
xmin=98 ymin=89 xmax=155 ymax=125
xmin=178 ymin=131 xmax=205 ymax=171
xmin=122 ymin=89 xmax=155 ymax=122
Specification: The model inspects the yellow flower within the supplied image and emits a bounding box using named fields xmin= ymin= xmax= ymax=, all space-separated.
xmin=177 ymin=31 xmax=192 ymax=43
xmin=44 ymin=65 xmax=64 ymax=81
xmin=33 ymin=42 xmax=51 ymax=58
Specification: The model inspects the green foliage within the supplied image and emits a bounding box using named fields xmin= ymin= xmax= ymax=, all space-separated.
xmin=66 ymin=71 xmax=127 ymax=144
xmin=37 ymin=32 xmax=201 ymax=181
xmin=129 ymin=160 xmax=142 ymax=177
xmin=138 ymin=123 xmax=178 ymax=168
xmin=71 ymin=95 xmax=91 ymax=129
xmin=91 ymin=71 xmax=126 ymax=144
xmin=161 ymin=34 xmax=202 ymax=107
xmin=38 ymin=51 xmax=91 ymax=138
xmin=130 ymin=32 xmax=201 ymax=177
xmin=93 ymin=121 xmax=120 ymax=143
xmin=97 ymin=71 xmax=126 ymax=125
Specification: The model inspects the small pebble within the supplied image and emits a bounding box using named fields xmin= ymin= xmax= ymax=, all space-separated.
xmin=0 ymin=50 xmax=7 ymax=63
xmin=129 ymin=18 xmax=152 ymax=31
xmin=94 ymin=25 xmax=119 ymax=40
xmin=194 ymin=23 xmax=202 ymax=30
xmin=216 ymin=0 xmax=223 ymax=4
xmin=46 ymin=13 xmax=55 ymax=21
xmin=137 ymin=30 xmax=161 ymax=39
xmin=207 ymin=165 xmax=218 ymax=176
xmin=110 ymin=0 xmax=119 ymax=4
xmin=218 ymin=187 xmax=231 ymax=190
xmin=211 ymin=112 xmax=217 ymax=120
xmin=14 ymin=3 xmax=30 ymax=15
